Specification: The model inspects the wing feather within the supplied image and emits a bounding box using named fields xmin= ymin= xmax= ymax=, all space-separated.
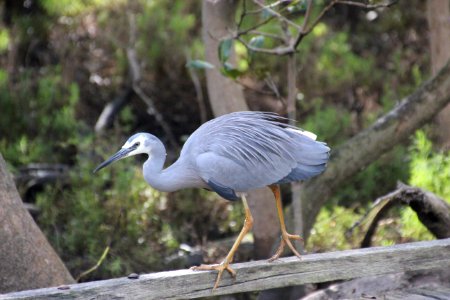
xmin=180 ymin=111 xmax=329 ymax=191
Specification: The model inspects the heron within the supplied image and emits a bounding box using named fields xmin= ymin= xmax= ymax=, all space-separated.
xmin=94 ymin=111 xmax=330 ymax=289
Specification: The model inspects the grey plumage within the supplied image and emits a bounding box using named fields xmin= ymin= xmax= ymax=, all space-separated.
xmin=93 ymin=111 xmax=330 ymax=289
xmin=94 ymin=111 xmax=330 ymax=201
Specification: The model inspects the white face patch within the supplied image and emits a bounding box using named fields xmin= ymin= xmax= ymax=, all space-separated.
xmin=287 ymin=128 xmax=317 ymax=141
xmin=121 ymin=134 xmax=152 ymax=157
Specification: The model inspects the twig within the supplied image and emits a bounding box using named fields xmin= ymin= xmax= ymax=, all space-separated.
xmin=76 ymin=246 xmax=110 ymax=282
xmin=237 ymin=0 xmax=331 ymax=55
xmin=237 ymin=14 xmax=277 ymax=37
xmin=237 ymin=36 xmax=295 ymax=55
xmin=126 ymin=12 xmax=179 ymax=149
xmin=293 ymin=0 xmax=314 ymax=48
xmin=236 ymin=0 xmax=247 ymax=29
xmin=235 ymin=78 xmax=281 ymax=96
xmin=303 ymin=0 xmax=397 ymax=35
xmin=265 ymin=75 xmax=282 ymax=99
xmin=302 ymin=0 xmax=337 ymax=36
xmin=251 ymin=0 xmax=302 ymax=30
xmin=94 ymin=87 xmax=133 ymax=133
xmin=300 ymin=0 xmax=314 ymax=32
xmin=335 ymin=0 xmax=398 ymax=9
xmin=248 ymin=30 xmax=286 ymax=42
xmin=185 ymin=53 xmax=208 ymax=124
xmin=237 ymin=0 xmax=397 ymax=55
xmin=286 ymin=53 xmax=297 ymax=122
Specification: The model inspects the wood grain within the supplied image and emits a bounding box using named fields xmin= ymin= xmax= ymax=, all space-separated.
xmin=1 ymin=239 xmax=449 ymax=300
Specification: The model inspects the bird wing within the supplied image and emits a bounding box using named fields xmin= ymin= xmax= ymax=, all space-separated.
xmin=182 ymin=112 xmax=329 ymax=194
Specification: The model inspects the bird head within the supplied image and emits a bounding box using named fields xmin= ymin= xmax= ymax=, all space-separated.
xmin=93 ymin=133 xmax=154 ymax=173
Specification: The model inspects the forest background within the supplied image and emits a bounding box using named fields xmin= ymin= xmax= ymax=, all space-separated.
xmin=0 ymin=0 xmax=449 ymax=295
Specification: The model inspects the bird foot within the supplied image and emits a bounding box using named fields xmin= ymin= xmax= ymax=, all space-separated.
xmin=190 ymin=260 xmax=236 ymax=290
xmin=268 ymin=232 xmax=303 ymax=262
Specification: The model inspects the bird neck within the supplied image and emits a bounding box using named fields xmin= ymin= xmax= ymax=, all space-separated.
xmin=142 ymin=141 xmax=201 ymax=192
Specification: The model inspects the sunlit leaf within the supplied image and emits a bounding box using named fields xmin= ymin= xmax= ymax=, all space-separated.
xmin=220 ymin=62 xmax=245 ymax=79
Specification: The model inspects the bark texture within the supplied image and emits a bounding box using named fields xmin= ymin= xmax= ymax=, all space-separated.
xmin=359 ymin=184 xmax=450 ymax=248
xmin=300 ymin=59 xmax=450 ymax=240
xmin=0 ymin=153 xmax=75 ymax=293
xmin=427 ymin=0 xmax=450 ymax=149
xmin=202 ymin=0 xmax=279 ymax=260
xmin=202 ymin=0 xmax=248 ymax=116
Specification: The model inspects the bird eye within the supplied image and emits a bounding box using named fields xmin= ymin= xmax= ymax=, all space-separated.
xmin=134 ymin=142 xmax=140 ymax=147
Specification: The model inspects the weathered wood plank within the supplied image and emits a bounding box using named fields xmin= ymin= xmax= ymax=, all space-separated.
xmin=1 ymin=239 xmax=450 ymax=300
xmin=384 ymin=286 xmax=450 ymax=300
xmin=384 ymin=290 xmax=431 ymax=300
xmin=409 ymin=287 xmax=450 ymax=299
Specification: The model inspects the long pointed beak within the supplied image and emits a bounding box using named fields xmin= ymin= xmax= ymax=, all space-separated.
xmin=93 ymin=146 xmax=136 ymax=173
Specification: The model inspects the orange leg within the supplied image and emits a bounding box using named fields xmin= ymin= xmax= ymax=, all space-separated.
xmin=191 ymin=195 xmax=253 ymax=290
xmin=268 ymin=185 xmax=303 ymax=262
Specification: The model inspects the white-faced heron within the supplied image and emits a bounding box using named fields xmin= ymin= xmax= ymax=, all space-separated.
xmin=94 ymin=111 xmax=330 ymax=289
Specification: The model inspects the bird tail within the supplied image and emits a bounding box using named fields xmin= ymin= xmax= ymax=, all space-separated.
xmin=277 ymin=130 xmax=330 ymax=184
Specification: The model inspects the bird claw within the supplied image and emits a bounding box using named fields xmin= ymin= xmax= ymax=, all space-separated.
xmin=190 ymin=260 xmax=236 ymax=290
xmin=268 ymin=232 xmax=303 ymax=262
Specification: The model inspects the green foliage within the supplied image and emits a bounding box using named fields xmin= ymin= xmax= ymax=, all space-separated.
xmin=219 ymin=39 xmax=233 ymax=64
xmin=0 ymin=67 xmax=80 ymax=167
xmin=310 ymin=131 xmax=450 ymax=253
xmin=0 ymin=29 xmax=9 ymax=54
xmin=400 ymin=131 xmax=450 ymax=241
xmin=308 ymin=206 xmax=363 ymax=252
xmin=137 ymin=1 xmax=200 ymax=68
xmin=34 ymin=139 xmax=241 ymax=279
xmin=1 ymin=0 xmax=440 ymax=280
xmin=334 ymin=145 xmax=409 ymax=207
xmin=40 ymin=0 xmax=126 ymax=16
xmin=36 ymin=143 xmax=170 ymax=278
xmin=248 ymin=35 xmax=265 ymax=61
xmin=409 ymin=131 xmax=450 ymax=198
xmin=301 ymin=102 xmax=351 ymax=145
xmin=315 ymin=31 xmax=376 ymax=90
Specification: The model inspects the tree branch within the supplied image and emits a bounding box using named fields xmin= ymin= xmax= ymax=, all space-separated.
xmin=350 ymin=183 xmax=450 ymax=248
xmin=94 ymin=87 xmax=133 ymax=133
xmin=251 ymin=0 xmax=302 ymax=30
xmin=237 ymin=0 xmax=398 ymax=55
xmin=300 ymin=58 xmax=450 ymax=241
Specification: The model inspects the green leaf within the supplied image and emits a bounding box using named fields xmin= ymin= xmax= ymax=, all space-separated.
xmin=249 ymin=35 xmax=265 ymax=49
xmin=287 ymin=0 xmax=307 ymax=13
xmin=220 ymin=62 xmax=244 ymax=79
xmin=185 ymin=60 xmax=214 ymax=70
xmin=248 ymin=35 xmax=265 ymax=61
xmin=261 ymin=7 xmax=277 ymax=19
xmin=218 ymin=39 xmax=233 ymax=63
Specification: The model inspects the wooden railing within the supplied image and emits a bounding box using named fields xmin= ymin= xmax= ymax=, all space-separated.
xmin=1 ymin=238 xmax=450 ymax=300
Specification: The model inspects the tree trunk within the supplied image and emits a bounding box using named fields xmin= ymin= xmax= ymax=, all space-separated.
xmin=427 ymin=0 xmax=450 ymax=150
xmin=299 ymin=59 xmax=450 ymax=241
xmin=0 ymin=153 xmax=75 ymax=293
xmin=202 ymin=0 xmax=248 ymax=116
xmin=202 ymin=0 xmax=279 ymax=260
